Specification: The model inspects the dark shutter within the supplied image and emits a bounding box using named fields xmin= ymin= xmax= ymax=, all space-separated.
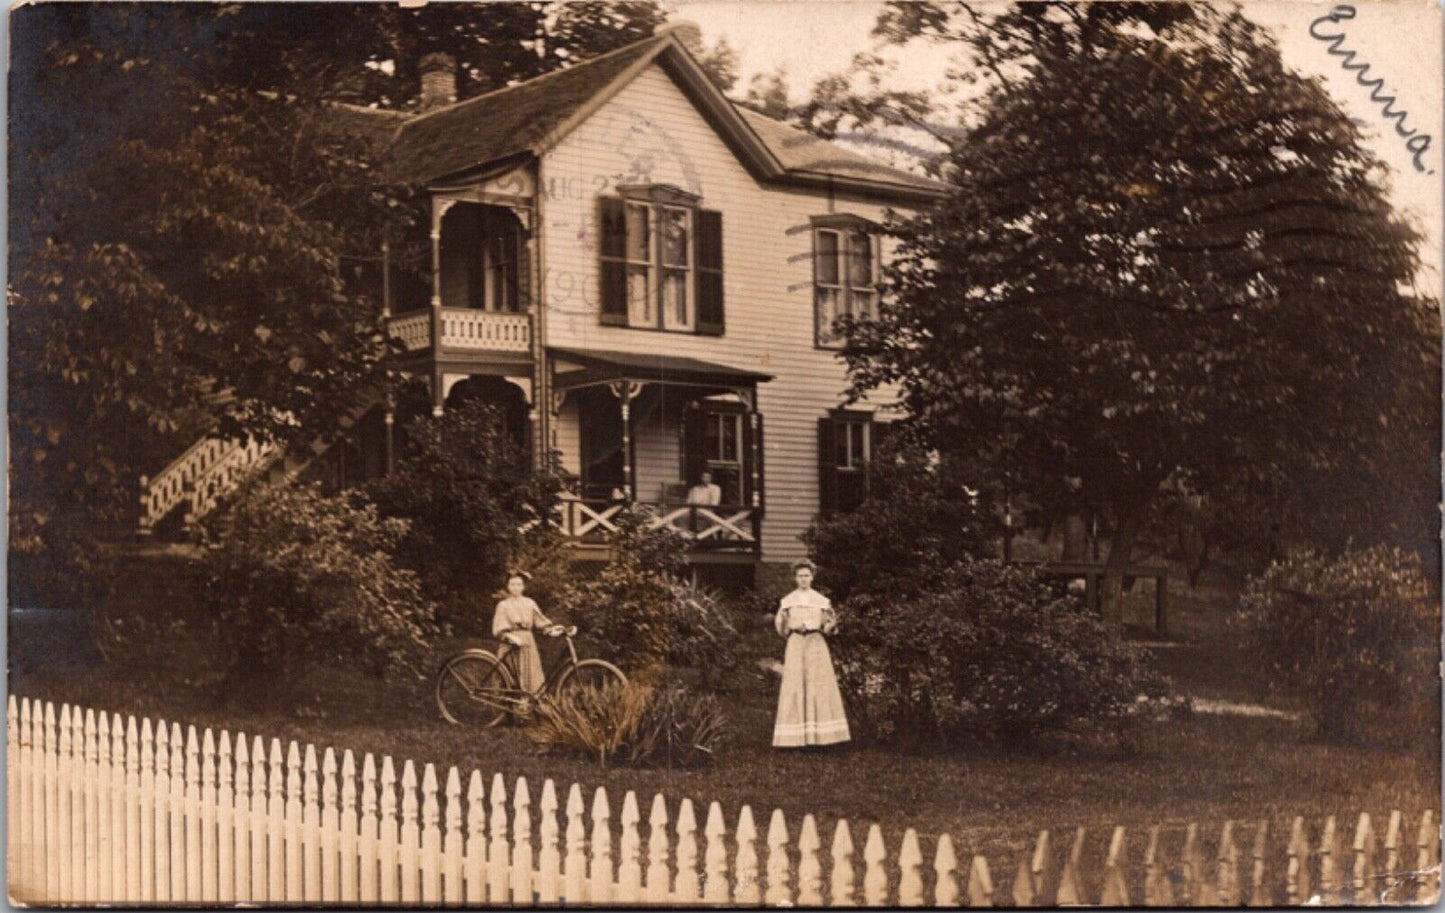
xmin=817 ymin=418 xmax=837 ymax=517
xmin=682 ymin=402 xmax=706 ymax=493
xmin=598 ymin=196 xmax=628 ymax=325
xmin=695 ymin=209 xmax=724 ymax=335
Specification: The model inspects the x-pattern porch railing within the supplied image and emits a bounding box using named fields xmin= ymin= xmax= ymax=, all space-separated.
xmin=548 ymin=500 xmax=759 ymax=551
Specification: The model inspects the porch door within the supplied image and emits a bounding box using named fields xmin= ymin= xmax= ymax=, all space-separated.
xmin=683 ymin=400 xmax=763 ymax=508
xmin=579 ymin=390 xmax=626 ymax=499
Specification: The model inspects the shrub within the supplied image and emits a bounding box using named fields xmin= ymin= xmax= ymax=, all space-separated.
xmin=526 ymin=677 xmax=727 ymax=768
xmin=832 ymin=555 xmax=1165 ymax=747
xmin=559 ymin=509 xmax=681 ymax=677
xmin=364 ymin=398 xmax=567 ymax=636
xmin=666 ymin=578 xmax=740 ymax=689
xmin=524 ymin=679 xmax=650 ymax=765
xmin=622 ymin=679 xmax=728 ymax=767
xmin=199 ymin=483 xmax=438 ymax=704
xmin=803 ymin=439 xmax=997 ymax=603
xmin=1235 ymin=545 xmax=1440 ymax=743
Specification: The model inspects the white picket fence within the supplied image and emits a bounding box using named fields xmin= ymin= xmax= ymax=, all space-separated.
xmin=8 ymin=695 xmax=1441 ymax=906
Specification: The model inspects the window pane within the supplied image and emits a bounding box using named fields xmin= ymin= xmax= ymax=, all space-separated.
xmin=662 ymin=271 xmax=691 ymax=330
xmin=852 ymin=422 xmax=868 ymax=464
xmin=834 ymin=422 xmax=851 ymax=468
xmin=661 ymin=208 xmax=689 ymax=267
xmin=627 ymin=266 xmax=651 ymax=324
xmin=722 ymin=415 xmax=739 ymax=462
xmin=848 ymin=290 xmax=876 ymax=321
xmin=490 ymin=262 xmax=516 ymax=312
xmin=816 ymin=231 xmax=840 ymax=285
xmin=626 ymin=204 xmax=651 ymax=262
xmin=848 ymin=232 xmax=873 ymax=287
xmin=706 ymin=414 xmax=721 ymax=461
xmin=816 ymin=287 xmax=841 ymax=344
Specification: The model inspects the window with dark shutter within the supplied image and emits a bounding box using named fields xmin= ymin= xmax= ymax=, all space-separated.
xmin=819 ymin=412 xmax=877 ymax=515
xmin=817 ymin=418 xmax=838 ymax=516
xmin=598 ymin=186 xmax=718 ymax=334
xmin=598 ymin=196 xmax=628 ymax=325
xmin=695 ymin=209 xmax=724 ymax=335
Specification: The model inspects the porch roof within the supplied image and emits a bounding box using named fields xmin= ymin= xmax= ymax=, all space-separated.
xmin=549 ymin=347 xmax=772 ymax=391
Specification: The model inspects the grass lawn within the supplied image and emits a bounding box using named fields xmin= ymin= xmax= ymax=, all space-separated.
xmin=9 ymin=568 xmax=1439 ymax=881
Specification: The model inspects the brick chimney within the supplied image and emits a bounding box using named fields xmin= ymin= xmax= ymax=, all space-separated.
xmin=417 ymin=52 xmax=457 ymax=111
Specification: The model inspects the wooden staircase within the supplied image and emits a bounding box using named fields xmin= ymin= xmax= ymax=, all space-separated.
xmin=137 ymin=390 xmax=387 ymax=536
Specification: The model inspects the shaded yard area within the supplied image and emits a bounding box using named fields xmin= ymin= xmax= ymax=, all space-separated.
xmin=8 ymin=568 xmax=1438 ymax=877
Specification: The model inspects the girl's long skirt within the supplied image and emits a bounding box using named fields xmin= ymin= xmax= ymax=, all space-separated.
xmin=772 ymin=632 xmax=851 ymax=747
xmin=503 ymin=632 xmax=545 ymax=693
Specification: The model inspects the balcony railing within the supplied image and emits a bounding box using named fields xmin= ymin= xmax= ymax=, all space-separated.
xmin=547 ymin=499 xmax=761 ymax=552
xmin=387 ymin=308 xmax=532 ymax=355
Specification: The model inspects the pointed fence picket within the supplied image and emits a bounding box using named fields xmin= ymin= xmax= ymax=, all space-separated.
xmin=6 ymin=695 xmax=1441 ymax=907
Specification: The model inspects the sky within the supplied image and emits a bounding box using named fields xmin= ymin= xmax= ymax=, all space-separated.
xmin=670 ymin=0 xmax=1444 ymax=298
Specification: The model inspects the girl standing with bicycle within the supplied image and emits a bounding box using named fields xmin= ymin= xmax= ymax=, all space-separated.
xmin=492 ymin=571 xmax=563 ymax=693
xmin=772 ymin=559 xmax=851 ymax=748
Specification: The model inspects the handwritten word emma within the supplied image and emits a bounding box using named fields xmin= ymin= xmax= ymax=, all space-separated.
xmin=1310 ymin=4 xmax=1434 ymax=174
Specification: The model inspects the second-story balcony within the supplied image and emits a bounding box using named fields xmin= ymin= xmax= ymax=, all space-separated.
xmin=387 ymin=308 xmax=533 ymax=359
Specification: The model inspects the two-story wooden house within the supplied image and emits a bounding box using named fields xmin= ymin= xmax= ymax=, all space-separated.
xmin=138 ymin=25 xmax=946 ymax=585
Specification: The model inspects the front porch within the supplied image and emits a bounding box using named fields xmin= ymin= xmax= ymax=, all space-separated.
xmin=549 ymin=347 xmax=772 ymax=558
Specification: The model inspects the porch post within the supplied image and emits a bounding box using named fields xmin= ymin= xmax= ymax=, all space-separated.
xmin=609 ymin=379 xmax=644 ymax=502
xmin=430 ymin=198 xmax=455 ymax=417
xmin=381 ymin=233 xmax=392 ymax=321
xmin=618 ymin=381 xmax=634 ymax=501
xmin=383 ymin=398 xmax=396 ymax=475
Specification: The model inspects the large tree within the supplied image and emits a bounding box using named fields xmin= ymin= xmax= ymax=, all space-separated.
xmin=842 ymin=3 xmax=1439 ymax=623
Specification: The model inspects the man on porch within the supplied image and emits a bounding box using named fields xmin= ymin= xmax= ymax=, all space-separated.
xmin=687 ymin=470 xmax=722 ymax=506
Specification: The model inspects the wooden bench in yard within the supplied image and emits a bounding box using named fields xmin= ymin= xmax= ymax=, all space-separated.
xmin=1010 ymin=560 xmax=1171 ymax=636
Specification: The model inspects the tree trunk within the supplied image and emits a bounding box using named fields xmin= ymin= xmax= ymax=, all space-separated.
xmin=1100 ymin=508 xmax=1144 ymax=635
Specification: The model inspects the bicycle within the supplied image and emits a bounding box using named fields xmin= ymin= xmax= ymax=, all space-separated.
xmin=434 ymin=625 xmax=627 ymax=727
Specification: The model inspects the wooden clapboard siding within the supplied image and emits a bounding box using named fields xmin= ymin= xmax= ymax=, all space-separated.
xmin=541 ymin=64 xmax=905 ymax=563
xmin=555 ymin=400 xmax=582 ymax=477
xmin=11 ymin=694 xmax=1441 ymax=907
xmin=631 ymin=395 xmax=683 ymax=503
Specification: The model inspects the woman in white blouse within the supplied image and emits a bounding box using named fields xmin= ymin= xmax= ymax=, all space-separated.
xmin=772 ymin=560 xmax=851 ymax=748
xmin=491 ymin=571 xmax=562 ymax=693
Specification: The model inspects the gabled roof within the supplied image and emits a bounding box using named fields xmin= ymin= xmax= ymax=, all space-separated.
xmin=735 ymin=108 xmax=947 ymax=194
xmin=380 ymin=28 xmax=947 ymax=201
xmin=389 ymin=37 xmax=665 ymax=186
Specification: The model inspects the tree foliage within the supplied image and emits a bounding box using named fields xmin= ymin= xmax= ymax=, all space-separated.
xmin=842 ymin=3 xmax=1439 ymax=616
xmin=803 ymin=435 xmax=998 ymax=604
xmin=363 ymin=398 xmax=567 ymax=635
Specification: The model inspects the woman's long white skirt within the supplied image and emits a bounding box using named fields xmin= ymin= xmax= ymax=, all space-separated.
xmin=772 ymin=632 xmax=851 ymax=747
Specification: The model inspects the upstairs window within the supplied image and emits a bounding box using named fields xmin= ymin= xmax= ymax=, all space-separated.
xmin=599 ymin=186 xmax=724 ymax=335
xmin=813 ymin=214 xmax=881 ymax=348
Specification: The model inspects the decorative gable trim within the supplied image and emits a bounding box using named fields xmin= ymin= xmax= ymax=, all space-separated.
xmin=810 ymin=213 xmax=883 ymax=233
xmin=617 ymin=183 xmax=703 ymax=206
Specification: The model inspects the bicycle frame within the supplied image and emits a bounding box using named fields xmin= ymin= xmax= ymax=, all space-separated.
xmin=496 ymin=633 xmax=582 ymax=696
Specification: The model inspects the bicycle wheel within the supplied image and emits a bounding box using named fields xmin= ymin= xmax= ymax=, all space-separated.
xmin=435 ymin=651 xmax=516 ymax=727
xmin=552 ymin=658 xmax=628 ymax=702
